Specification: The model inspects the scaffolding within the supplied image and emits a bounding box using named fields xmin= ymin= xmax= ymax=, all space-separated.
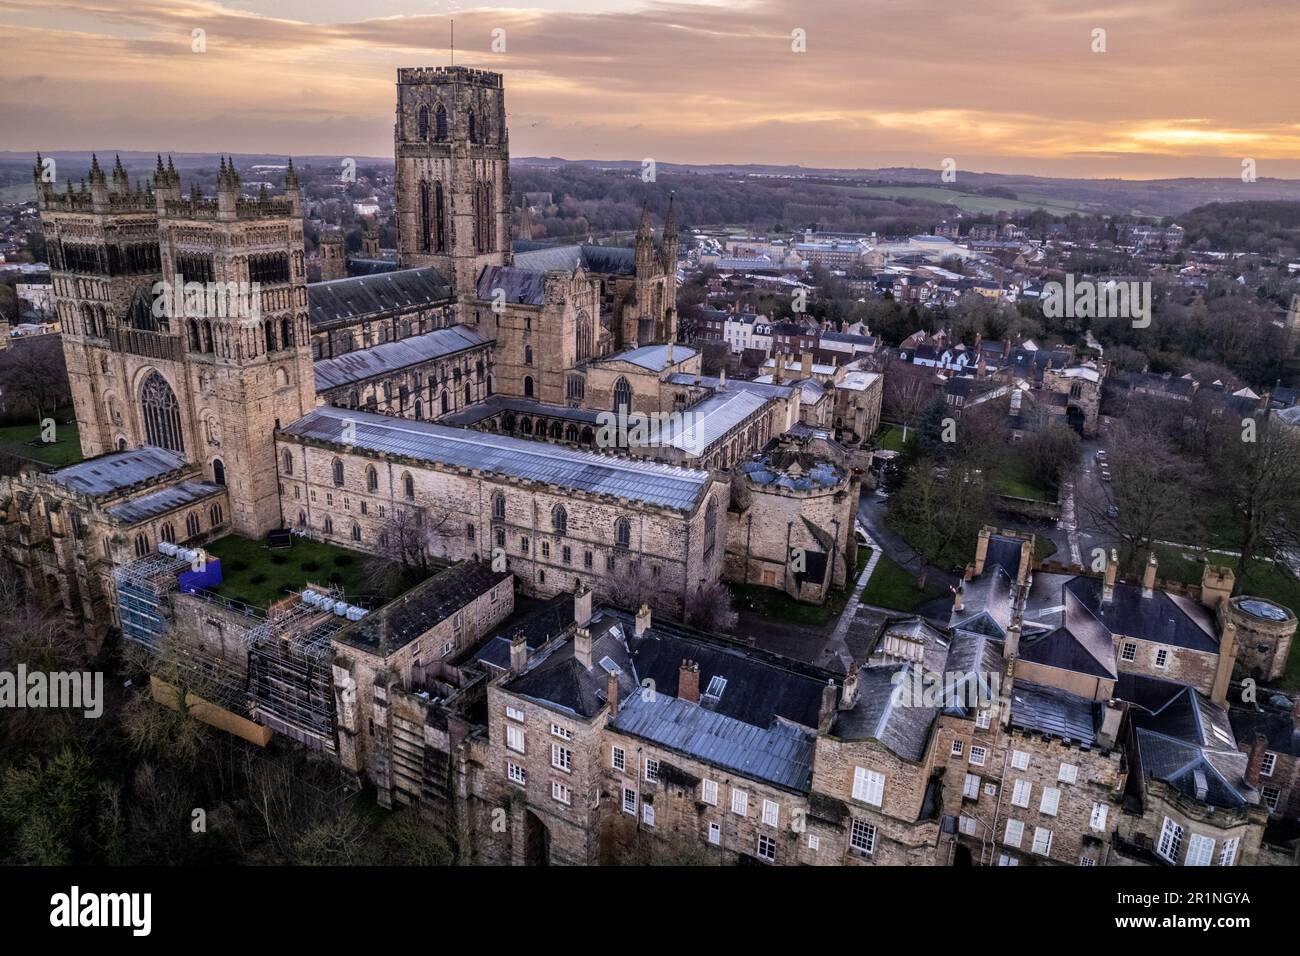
xmin=114 ymin=551 xmax=192 ymax=649
xmin=245 ymin=587 xmax=351 ymax=753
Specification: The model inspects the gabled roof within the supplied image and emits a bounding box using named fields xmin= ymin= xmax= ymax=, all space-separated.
xmin=475 ymin=265 xmax=547 ymax=305
xmin=308 ymin=267 xmax=450 ymax=330
xmin=1008 ymin=680 xmax=1099 ymax=745
xmin=1065 ymin=576 xmax=1219 ymax=653
xmin=513 ymin=243 xmax=637 ymax=276
xmin=50 ymin=446 xmax=188 ymax=496
xmin=313 ymin=325 xmax=489 ymax=391
xmin=600 ymin=343 xmax=698 ymax=371
xmin=106 ymin=480 xmax=224 ymax=524
xmin=830 ymin=663 xmax=937 ymax=762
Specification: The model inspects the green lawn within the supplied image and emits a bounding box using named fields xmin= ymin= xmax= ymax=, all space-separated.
xmin=861 ymin=552 xmax=948 ymax=612
xmin=990 ymin=457 xmax=1053 ymax=502
xmin=727 ymin=549 xmax=870 ymax=628
xmin=874 ymin=425 xmax=907 ymax=453
xmin=835 ymin=184 xmax=1095 ymax=218
xmin=0 ymin=408 xmax=83 ymax=466
xmin=202 ymin=534 xmax=415 ymax=610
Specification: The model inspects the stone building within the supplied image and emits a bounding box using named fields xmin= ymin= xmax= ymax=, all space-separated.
xmin=1221 ymin=594 xmax=1296 ymax=683
xmin=307 ymin=268 xmax=455 ymax=360
xmin=0 ymin=447 xmax=229 ymax=644
xmin=726 ymin=437 xmax=861 ymax=602
xmin=274 ymin=405 xmax=730 ymax=616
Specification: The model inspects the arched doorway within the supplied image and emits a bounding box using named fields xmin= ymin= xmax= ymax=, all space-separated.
xmin=524 ymin=810 xmax=550 ymax=866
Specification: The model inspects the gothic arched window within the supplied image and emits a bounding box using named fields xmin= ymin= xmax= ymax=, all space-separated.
xmin=704 ymin=496 xmax=718 ymax=558
xmin=186 ymin=513 xmax=200 ymax=538
xmin=160 ymin=523 xmax=175 ymax=545
xmin=366 ymin=465 xmax=378 ymax=492
xmin=552 ymin=505 xmax=567 ymax=536
xmin=467 ymin=109 xmax=477 ymax=144
xmin=613 ymin=376 xmax=632 ymax=413
xmin=492 ymin=492 xmax=505 ymax=521
xmin=282 ymin=449 xmax=293 ymax=475
xmin=140 ymin=370 xmax=184 ymax=454
xmin=525 ymin=346 xmax=533 ymax=366
xmin=418 ymin=180 xmax=432 ymax=253
xmin=434 ymin=182 xmax=446 ymax=253
xmin=434 ymin=103 xmax=448 ymax=141
xmin=614 ymin=517 xmax=631 ymax=549
xmin=332 ymin=458 xmax=344 ymax=486
xmin=403 ymin=472 xmax=415 ymax=499
xmin=523 ymin=376 xmax=534 ymax=398
xmin=418 ymin=105 xmax=429 ymax=140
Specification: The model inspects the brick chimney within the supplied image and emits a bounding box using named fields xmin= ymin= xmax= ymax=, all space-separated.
xmin=1102 ymin=549 xmax=1118 ymax=603
xmin=635 ymin=603 xmax=652 ymax=638
xmin=1245 ymin=733 xmax=1269 ymax=788
xmin=801 ymin=351 xmax=813 ymax=378
xmin=1141 ymin=553 xmax=1158 ymax=598
xmin=678 ymin=659 xmax=700 ymax=703
xmin=574 ymin=626 xmax=592 ymax=669
xmin=607 ymin=669 xmax=619 ymax=716
xmin=573 ymin=580 xmax=592 ymax=628
xmin=509 ymin=631 xmax=528 ymax=674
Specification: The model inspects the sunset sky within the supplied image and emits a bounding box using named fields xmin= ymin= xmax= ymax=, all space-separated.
xmin=2 ymin=0 xmax=1298 ymax=179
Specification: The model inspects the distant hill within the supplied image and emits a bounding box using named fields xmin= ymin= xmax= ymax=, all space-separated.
xmin=5 ymin=151 xmax=1300 ymax=219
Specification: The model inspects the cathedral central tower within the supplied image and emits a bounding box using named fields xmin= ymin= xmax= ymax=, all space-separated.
xmin=394 ymin=67 xmax=512 ymax=296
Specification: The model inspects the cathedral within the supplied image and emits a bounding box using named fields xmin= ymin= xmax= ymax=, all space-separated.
xmin=0 ymin=67 xmax=866 ymax=645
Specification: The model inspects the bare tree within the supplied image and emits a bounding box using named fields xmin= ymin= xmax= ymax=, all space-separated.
xmin=1211 ymin=416 xmax=1300 ymax=591
xmin=883 ymin=360 xmax=935 ymax=442
xmin=684 ymin=580 xmax=739 ymax=633
xmin=0 ymin=337 xmax=69 ymax=426
xmin=1076 ymin=420 xmax=1200 ymax=574
xmin=606 ymin=559 xmax=657 ymax=612
xmin=363 ymin=503 xmax=453 ymax=594
xmin=889 ymin=453 xmax=992 ymax=587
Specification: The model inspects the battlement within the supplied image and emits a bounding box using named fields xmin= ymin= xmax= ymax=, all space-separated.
xmin=397 ymin=66 xmax=503 ymax=88
xmin=162 ymin=196 xmax=298 ymax=221
xmin=39 ymin=187 xmax=156 ymax=215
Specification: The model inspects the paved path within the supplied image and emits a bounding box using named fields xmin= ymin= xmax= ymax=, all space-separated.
xmin=1058 ymin=479 xmax=1083 ymax=566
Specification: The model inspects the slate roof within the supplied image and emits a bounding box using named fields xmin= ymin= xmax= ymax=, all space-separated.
xmin=1130 ymin=683 xmax=1255 ymax=809
xmin=308 ymin=268 xmax=450 ymax=330
xmin=512 ymin=243 xmax=637 ymax=275
xmin=1008 ymin=680 xmax=1099 ymax=745
xmin=663 ymin=373 xmax=794 ymax=401
xmin=106 ymin=480 xmax=224 ymax=524
xmin=830 ymin=663 xmax=936 ymax=762
xmin=338 ymin=563 xmax=510 ymax=653
xmin=611 ymin=693 xmax=817 ymax=792
xmin=601 ymin=343 xmax=698 ymax=371
xmin=313 ymin=325 xmax=489 ymax=391
xmin=1065 ymin=576 xmax=1219 ymax=653
xmin=50 ymin=446 xmax=188 ymax=496
xmin=1017 ymin=588 xmax=1119 ymax=680
xmin=668 ymin=389 xmax=768 ymax=455
xmin=1229 ymin=706 xmax=1300 ymax=756
xmin=280 ymin=406 xmax=714 ymax=511
xmin=471 ymin=593 xmax=575 ymax=670
xmin=475 ymin=265 xmax=546 ymax=305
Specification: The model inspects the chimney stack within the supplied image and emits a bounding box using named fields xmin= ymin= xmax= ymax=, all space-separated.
xmin=973 ymin=528 xmax=991 ymax=577
xmin=1211 ymin=619 xmax=1238 ymax=706
xmin=1141 ymin=553 xmax=1158 ymax=598
xmin=574 ymin=626 xmax=592 ymax=669
xmin=1005 ymin=622 xmax=1021 ymax=661
xmin=1102 ymin=549 xmax=1118 ymax=603
xmin=718 ymin=366 xmax=726 ymax=391
xmin=1016 ymin=537 xmax=1033 ymax=589
xmin=509 ymin=631 xmax=528 ymax=674
xmin=1245 ymin=733 xmax=1269 ymax=788
xmin=952 ymin=584 xmax=964 ymax=613
xmin=635 ymin=603 xmax=652 ymax=638
xmin=818 ymin=678 xmax=838 ymax=733
xmin=801 ymin=351 xmax=813 ymax=378
xmin=678 ymin=659 xmax=700 ymax=703
xmin=1096 ymin=699 xmax=1126 ymax=750
xmin=573 ymin=580 xmax=592 ymax=628
xmin=607 ymin=669 xmax=619 ymax=717
xmin=839 ymin=666 xmax=860 ymax=710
